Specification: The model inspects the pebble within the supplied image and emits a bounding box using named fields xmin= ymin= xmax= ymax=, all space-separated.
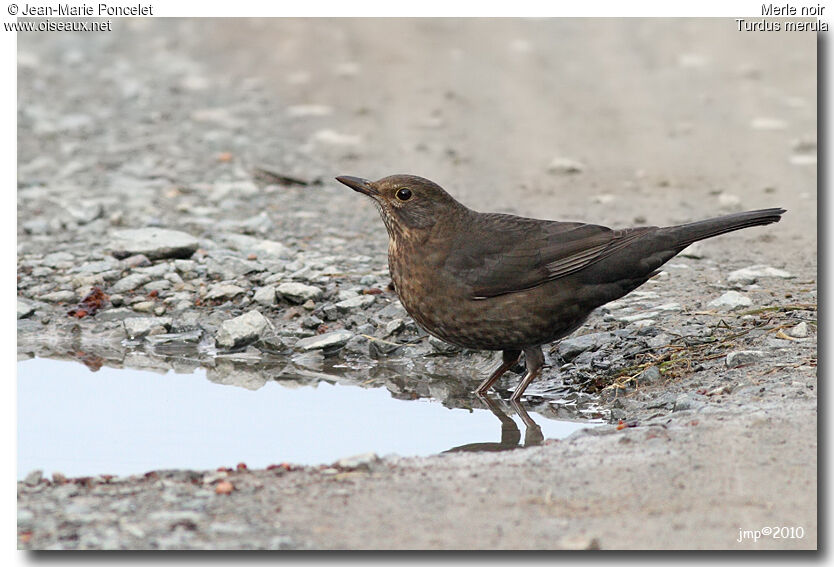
xmin=429 ymin=336 xmax=460 ymax=354
xmin=615 ymin=311 xmax=659 ymax=323
xmin=71 ymin=258 xmax=121 ymax=273
xmin=295 ymin=329 xmax=354 ymax=352
xmin=638 ymin=366 xmax=662 ymax=385
xmin=726 ymin=350 xmax=765 ymax=368
xmin=122 ymin=254 xmax=152 ymax=268
xmin=216 ymin=233 xmax=293 ymax=260
xmin=708 ymin=291 xmax=752 ymax=310
xmin=384 ymin=318 xmax=405 ymax=337
xmin=38 ymin=290 xmax=77 ymax=303
xmin=750 ymin=117 xmax=787 ymax=130
xmin=109 ymin=228 xmax=200 ymax=260
xmin=41 ymin=251 xmax=74 ymax=267
xmin=787 ymin=322 xmax=809 ymax=338
xmin=727 ymin=265 xmax=792 ymax=285
xmin=336 ymin=452 xmax=380 ymax=470
xmin=215 ymin=310 xmax=273 ymax=349
xmin=547 ymin=156 xmax=585 ymax=174
xmin=253 ymin=285 xmax=277 ymax=306
xmin=717 ymin=194 xmax=742 ymax=210
xmin=17 ymin=299 xmax=35 ymax=319
xmin=144 ymin=279 xmax=172 ymax=292
xmin=558 ymin=332 xmax=615 ymax=361
xmin=679 ymin=241 xmax=706 ymax=259
xmin=23 ymin=469 xmax=43 ymax=486
xmin=276 ymin=282 xmax=323 ymax=304
xmin=673 ymin=394 xmax=705 ymax=412
xmin=111 ymin=273 xmax=153 ymax=294
xmin=124 ymin=317 xmax=172 ymax=338
xmin=335 ymin=295 xmax=376 ymax=312
xmin=287 ymin=104 xmax=333 ymax=117
xmin=173 ymin=259 xmax=197 ymax=273
xmin=131 ymin=301 xmax=157 ymax=313
xmin=205 ymin=283 xmax=247 ymax=301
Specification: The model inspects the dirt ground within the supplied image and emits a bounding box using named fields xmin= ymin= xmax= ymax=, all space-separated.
xmin=16 ymin=18 xmax=817 ymax=550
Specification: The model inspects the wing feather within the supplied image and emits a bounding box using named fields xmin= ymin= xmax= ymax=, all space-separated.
xmin=443 ymin=213 xmax=655 ymax=299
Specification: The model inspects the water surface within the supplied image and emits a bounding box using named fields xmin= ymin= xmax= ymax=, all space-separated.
xmin=18 ymin=357 xmax=597 ymax=478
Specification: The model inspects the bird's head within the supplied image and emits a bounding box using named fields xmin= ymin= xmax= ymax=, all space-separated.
xmin=336 ymin=174 xmax=467 ymax=240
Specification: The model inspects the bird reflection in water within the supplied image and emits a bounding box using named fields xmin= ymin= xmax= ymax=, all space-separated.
xmin=444 ymin=395 xmax=543 ymax=454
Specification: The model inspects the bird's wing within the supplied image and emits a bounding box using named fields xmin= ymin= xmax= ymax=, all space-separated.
xmin=443 ymin=213 xmax=654 ymax=299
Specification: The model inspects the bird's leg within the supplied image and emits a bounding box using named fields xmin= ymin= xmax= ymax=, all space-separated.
xmin=477 ymin=394 xmax=521 ymax=446
xmin=510 ymin=400 xmax=544 ymax=446
xmin=509 ymin=346 xmax=544 ymax=401
xmin=475 ymin=349 xmax=521 ymax=395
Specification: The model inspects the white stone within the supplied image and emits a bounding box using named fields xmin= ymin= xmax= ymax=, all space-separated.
xmin=295 ymin=330 xmax=354 ymax=352
xmin=708 ymin=291 xmax=752 ymax=310
xmin=727 ymin=265 xmax=792 ymax=285
xmin=215 ymin=310 xmax=272 ymax=349
xmin=276 ymin=282 xmax=323 ymax=304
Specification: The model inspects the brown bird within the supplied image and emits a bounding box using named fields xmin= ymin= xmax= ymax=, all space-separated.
xmin=337 ymin=174 xmax=785 ymax=401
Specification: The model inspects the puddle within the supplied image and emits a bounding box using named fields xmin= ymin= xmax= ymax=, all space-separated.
xmin=18 ymin=357 xmax=600 ymax=479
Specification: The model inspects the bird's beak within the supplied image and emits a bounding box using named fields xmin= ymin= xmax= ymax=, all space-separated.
xmin=336 ymin=176 xmax=379 ymax=197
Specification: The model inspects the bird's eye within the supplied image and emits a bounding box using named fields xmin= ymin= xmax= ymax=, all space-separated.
xmin=395 ymin=188 xmax=412 ymax=201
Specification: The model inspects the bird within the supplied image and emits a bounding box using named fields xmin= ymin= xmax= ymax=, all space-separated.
xmin=336 ymin=174 xmax=785 ymax=401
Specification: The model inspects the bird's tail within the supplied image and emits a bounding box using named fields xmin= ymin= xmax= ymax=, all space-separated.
xmin=665 ymin=208 xmax=786 ymax=249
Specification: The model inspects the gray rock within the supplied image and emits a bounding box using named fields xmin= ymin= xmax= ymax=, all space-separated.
xmin=335 ymin=295 xmax=376 ymax=312
xmin=301 ymin=315 xmax=324 ymax=329
xmin=17 ymin=299 xmax=35 ymax=319
xmin=558 ymin=332 xmax=615 ymax=361
xmin=337 ymin=289 xmax=359 ymax=301
xmin=295 ymin=329 xmax=354 ymax=352
xmin=124 ymin=317 xmax=172 ymax=338
xmin=726 ymin=350 xmax=766 ymax=368
xmin=23 ymin=219 xmax=50 ymax=234
xmin=110 ymin=273 xmax=152 ymax=293
xmin=384 ymin=318 xmax=405 ymax=337
xmin=615 ymin=311 xmax=659 ymax=323
xmin=787 ymin=322 xmax=809 ymax=338
xmin=205 ymin=283 xmax=246 ymax=300
xmin=65 ymin=202 xmax=102 ymax=224
xmin=37 ymin=290 xmax=77 ymax=303
xmin=336 ymin=452 xmax=380 ymax=470
xmin=204 ymin=254 xmax=266 ymax=280
xmin=679 ymin=241 xmax=706 ymax=259
xmin=673 ymin=394 xmax=706 ymax=412
xmin=253 ymin=285 xmax=277 ymax=306
xmin=727 ymin=265 xmax=792 ymax=285
xmin=143 ymin=279 xmax=172 ymax=292
xmin=648 ymin=392 xmax=677 ymax=409
xmin=93 ymin=307 xmax=137 ymax=321
xmin=71 ymin=258 xmax=121 ymax=273
xmin=173 ymin=259 xmax=197 ymax=273
xmin=109 ymin=228 xmax=199 ymax=260
xmin=122 ymin=254 xmax=152 ymax=268
xmin=708 ymin=291 xmax=752 ymax=310
xmin=277 ymin=282 xmax=323 ymax=304
xmin=429 ymin=335 xmax=460 ymax=354
xmin=638 ymin=366 xmax=662 ymax=385
xmin=377 ymin=300 xmax=409 ymax=319
xmin=215 ymin=232 xmax=293 ymax=260
xmin=547 ymin=156 xmax=585 ymax=174
xmin=215 ymin=310 xmax=273 ymax=349
xmin=145 ymin=329 xmax=204 ymax=345
xmin=646 ymin=333 xmax=671 ymax=349
xmin=131 ymin=301 xmax=156 ymax=313
xmin=41 ymin=251 xmax=74 ymax=267
xmin=23 ymin=469 xmax=43 ymax=486
xmin=342 ymin=334 xmax=369 ymax=355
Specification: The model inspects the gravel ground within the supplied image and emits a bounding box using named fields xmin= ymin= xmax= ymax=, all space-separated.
xmin=17 ymin=19 xmax=816 ymax=550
